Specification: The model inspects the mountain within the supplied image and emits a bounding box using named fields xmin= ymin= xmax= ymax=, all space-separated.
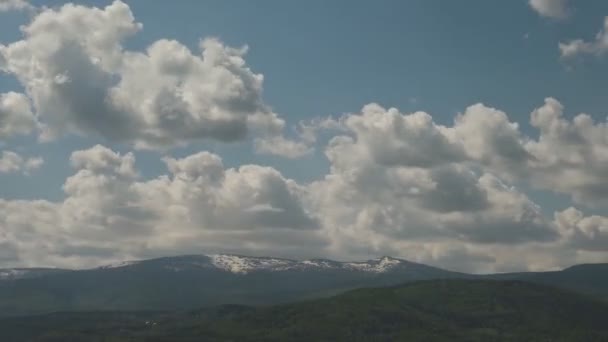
xmin=1 ymin=253 xmax=607 ymax=318
xmin=0 ymin=254 xmax=463 ymax=317
xmin=2 ymin=279 xmax=607 ymax=341
xmin=491 ymin=263 xmax=608 ymax=300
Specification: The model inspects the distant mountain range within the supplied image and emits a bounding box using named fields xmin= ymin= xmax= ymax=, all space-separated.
xmin=0 ymin=254 xmax=450 ymax=279
xmin=0 ymin=254 xmax=606 ymax=317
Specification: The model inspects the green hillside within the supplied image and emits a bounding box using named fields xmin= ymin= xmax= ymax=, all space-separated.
xmin=2 ymin=279 xmax=607 ymax=341
xmin=514 ymin=264 xmax=608 ymax=300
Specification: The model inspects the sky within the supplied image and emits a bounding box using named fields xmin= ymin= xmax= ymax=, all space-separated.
xmin=0 ymin=0 xmax=607 ymax=273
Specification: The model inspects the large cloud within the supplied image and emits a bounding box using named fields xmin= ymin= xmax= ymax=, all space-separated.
xmin=307 ymin=105 xmax=557 ymax=261
xmin=297 ymin=102 xmax=606 ymax=270
xmin=0 ymin=1 xmax=306 ymax=156
xmin=448 ymin=99 xmax=608 ymax=209
xmin=0 ymin=121 xmax=605 ymax=272
xmin=0 ymin=1 xmax=606 ymax=273
xmin=0 ymin=145 xmax=322 ymax=268
xmin=307 ymin=99 xmax=608 ymax=209
xmin=1 ymin=99 xmax=606 ymax=272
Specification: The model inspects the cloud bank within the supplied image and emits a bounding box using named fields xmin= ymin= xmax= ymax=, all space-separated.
xmin=0 ymin=1 xmax=606 ymax=273
xmin=1 ymin=99 xmax=607 ymax=273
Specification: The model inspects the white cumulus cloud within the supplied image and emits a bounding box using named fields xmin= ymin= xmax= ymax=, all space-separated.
xmin=0 ymin=150 xmax=43 ymax=174
xmin=1 ymin=4 xmax=608 ymax=272
xmin=0 ymin=1 xmax=307 ymax=156
xmin=559 ymin=17 xmax=608 ymax=59
xmin=529 ymin=0 xmax=570 ymax=19
xmin=0 ymin=145 xmax=323 ymax=268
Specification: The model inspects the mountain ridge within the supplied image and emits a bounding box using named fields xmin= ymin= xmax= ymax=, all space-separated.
xmin=0 ymin=254 xmax=451 ymax=279
xmin=4 ymin=253 xmax=607 ymax=278
xmin=0 ymin=253 xmax=606 ymax=318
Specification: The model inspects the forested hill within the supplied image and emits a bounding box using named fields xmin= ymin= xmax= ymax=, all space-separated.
xmin=2 ymin=279 xmax=608 ymax=341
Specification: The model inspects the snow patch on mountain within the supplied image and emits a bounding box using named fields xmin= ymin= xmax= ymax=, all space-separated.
xmin=0 ymin=269 xmax=29 ymax=280
xmin=0 ymin=255 xmax=417 ymax=278
xmin=97 ymin=260 xmax=140 ymax=269
xmin=207 ymin=254 xmax=406 ymax=274
xmin=300 ymin=260 xmax=336 ymax=269
xmin=209 ymin=254 xmax=297 ymax=274
xmin=344 ymin=257 xmax=403 ymax=273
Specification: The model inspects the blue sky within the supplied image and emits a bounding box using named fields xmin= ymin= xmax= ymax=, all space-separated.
xmin=0 ymin=0 xmax=607 ymax=271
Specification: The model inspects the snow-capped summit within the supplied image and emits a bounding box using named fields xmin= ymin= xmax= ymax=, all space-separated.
xmin=96 ymin=260 xmax=141 ymax=269
xmin=208 ymin=254 xmax=299 ymax=274
xmin=88 ymin=254 xmax=414 ymax=275
xmin=55 ymin=254 xmax=422 ymax=276
xmin=0 ymin=252 xmax=464 ymax=318
xmin=204 ymin=254 xmax=408 ymax=274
